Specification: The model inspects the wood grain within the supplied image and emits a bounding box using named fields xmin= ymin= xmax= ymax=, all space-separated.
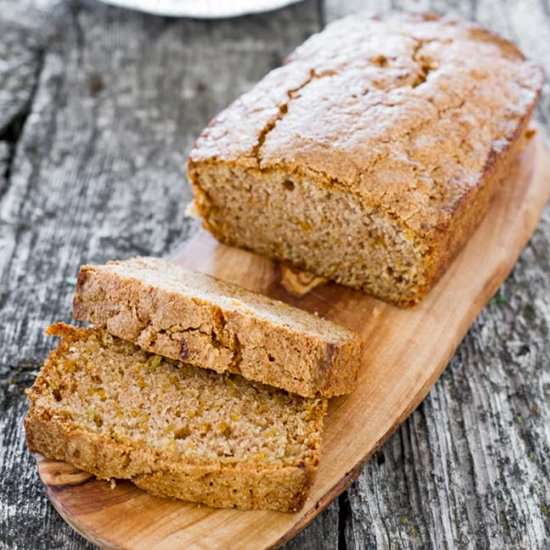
xmin=34 ymin=135 xmax=550 ymax=549
xmin=324 ymin=3 xmax=550 ymax=548
xmin=0 ymin=2 xmax=324 ymax=549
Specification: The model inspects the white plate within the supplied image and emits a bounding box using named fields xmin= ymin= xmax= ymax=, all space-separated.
xmin=97 ymin=0 xmax=303 ymax=18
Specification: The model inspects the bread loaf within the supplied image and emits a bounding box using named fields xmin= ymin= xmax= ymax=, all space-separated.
xmin=187 ymin=12 xmax=543 ymax=306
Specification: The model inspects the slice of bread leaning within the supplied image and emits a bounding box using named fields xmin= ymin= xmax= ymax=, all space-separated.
xmin=73 ymin=257 xmax=362 ymax=398
xmin=25 ymin=324 xmax=327 ymax=512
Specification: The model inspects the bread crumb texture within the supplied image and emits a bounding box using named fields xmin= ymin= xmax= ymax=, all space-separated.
xmin=188 ymin=12 xmax=543 ymax=306
xmin=25 ymin=324 xmax=327 ymax=512
xmin=73 ymin=257 xmax=362 ymax=397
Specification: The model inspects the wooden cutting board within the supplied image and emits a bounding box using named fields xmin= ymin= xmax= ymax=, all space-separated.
xmin=36 ymin=134 xmax=550 ymax=549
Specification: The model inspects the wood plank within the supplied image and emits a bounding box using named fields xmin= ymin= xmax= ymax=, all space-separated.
xmin=325 ymin=1 xmax=550 ymax=548
xmin=0 ymin=2 xmax=325 ymax=548
xmin=35 ymin=134 xmax=550 ymax=549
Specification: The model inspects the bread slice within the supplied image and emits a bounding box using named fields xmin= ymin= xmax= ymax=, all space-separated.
xmin=25 ymin=324 xmax=327 ymax=512
xmin=187 ymin=12 xmax=543 ymax=307
xmin=72 ymin=257 xmax=362 ymax=398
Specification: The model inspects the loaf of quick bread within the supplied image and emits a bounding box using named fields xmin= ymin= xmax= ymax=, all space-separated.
xmin=73 ymin=257 xmax=362 ymax=398
xmin=25 ymin=324 xmax=327 ymax=512
xmin=187 ymin=12 xmax=543 ymax=306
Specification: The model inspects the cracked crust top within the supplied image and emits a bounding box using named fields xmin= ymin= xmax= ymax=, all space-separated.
xmin=187 ymin=11 xmax=543 ymax=235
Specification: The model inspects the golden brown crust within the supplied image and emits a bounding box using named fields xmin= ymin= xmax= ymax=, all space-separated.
xmin=25 ymin=324 xmax=327 ymax=513
xmin=72 ymin=258 xmax=362 ymax=397
xmin=187 ymin=12 xmax=543 ymax=307
xmin=416 ymin=114 xmax=536 ymax=304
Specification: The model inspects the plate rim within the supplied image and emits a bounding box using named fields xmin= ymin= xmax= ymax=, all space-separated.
xmin=96 ymin=0 xmax=303 ymax=19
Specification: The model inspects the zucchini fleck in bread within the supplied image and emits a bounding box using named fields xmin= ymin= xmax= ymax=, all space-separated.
xmin=73 ymin=257 xmax=362 ymax=398
xmin=25 ymin=324 xmax=327 ymax=512
xmin=187 ymin=12 xmax=543 ymax=307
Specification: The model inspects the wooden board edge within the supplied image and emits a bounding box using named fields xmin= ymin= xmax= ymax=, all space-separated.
xmin=268 ymin=133 xmax=550 ymax=548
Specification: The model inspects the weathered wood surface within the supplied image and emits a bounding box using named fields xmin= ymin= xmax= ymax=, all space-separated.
xmin=0 ymin=0 xmax=548 ymax=548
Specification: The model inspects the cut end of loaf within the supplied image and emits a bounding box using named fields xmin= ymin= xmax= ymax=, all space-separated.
xmin=25 ymin=323 xmax=327 ymax=512
xmin=189 ymin=162 xmax=432 ymax=306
